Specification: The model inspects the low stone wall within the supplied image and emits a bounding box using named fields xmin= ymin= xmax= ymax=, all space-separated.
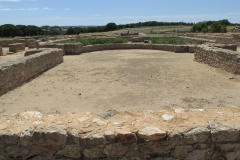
xmin=9 ymin=43 xmax=25 ymax=53
xmin=28 ymin=39 xmax=37 ymax=48
xmin=0 ymin=48 xmax=63 ymax=96
xmin=24 ymin=48 xmax=47 ymax=56
xmin=0 ymin=46 xmax=3 ymax=56
xmin=39 ymin=43 xmax=65 ymax=55
xmin=0 ymin=109 xmax=240 ymax=159
xmin=65 ymin=43 xmax=84 ymax=55
xmin=39 ymin=43 xmax=192 ymax=55
xmin=194 ymin=44 xmax=240 ymax=74
xmin=0 ymin=39 xmax=35 ymax=47
xmin=185 ymin=35 xmax=240 ymax=47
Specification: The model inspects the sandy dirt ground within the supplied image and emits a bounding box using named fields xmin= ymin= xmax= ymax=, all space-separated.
xmin=1 ymin=49 xmax=240 ymax=116
xmin=0 ymin=47 xmax=28 ymax=65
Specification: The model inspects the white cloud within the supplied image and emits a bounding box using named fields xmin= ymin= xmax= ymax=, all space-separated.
xmin=65 ymin=8 xmax=70 ymax=11
xmin=0 ymin=8 xmax=13 ymax=10
xmin=19 ymin=8 xmax=39 ymax=10
xmin=0 ymin=0 xmax=20 ymax=2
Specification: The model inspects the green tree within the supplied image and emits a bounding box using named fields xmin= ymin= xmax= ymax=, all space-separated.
xmin=210 ymin=22 xmax=227 ymax=33
xmin=67 ymin=27 xmax=75 ymax=35
xmin=105 ymin=22 xmax=117 ymax=31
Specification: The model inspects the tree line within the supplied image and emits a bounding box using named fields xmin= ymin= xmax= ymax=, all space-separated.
xmin=0 ymin=19 xmax=238 ymax=37
xmin=0 ymin=24 xmax=44 ymax=37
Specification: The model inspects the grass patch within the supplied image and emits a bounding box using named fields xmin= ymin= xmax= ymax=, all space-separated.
xmin=65 ymin=37 xmax=128 ymax=46
xmin=148 ymin=36 xmax=191 ymax=45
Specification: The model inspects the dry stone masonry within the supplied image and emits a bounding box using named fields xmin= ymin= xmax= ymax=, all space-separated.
xmin=194 ymin=44 xmax=240 ymax=74
xmin=0 ymin=107 xmax=240 ymax=159
xmin=0 ymin=46 xmax=3 ymax=56
xmin=0 ymin=48 xmax=63 ymax=96
xmin=8 ymin=43 xmax=25 ymax=53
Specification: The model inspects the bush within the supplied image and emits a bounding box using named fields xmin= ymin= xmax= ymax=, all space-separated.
xmin=105 ymin=22 xmax=117 ymax=31
xmin=191 ymin=22 xmax=208 ymax=33
xmin=66 ymin=37 xmax=128 ymax=46
xmin=149 ymin=37 xmax=190 ymax=45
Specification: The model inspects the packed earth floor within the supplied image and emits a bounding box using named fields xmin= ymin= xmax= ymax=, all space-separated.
xmin=0 ymin=49 xmax=240 ymax=116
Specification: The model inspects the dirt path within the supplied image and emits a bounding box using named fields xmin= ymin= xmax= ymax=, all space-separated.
xmin=1 ymin=49 xmax=240 ymax=115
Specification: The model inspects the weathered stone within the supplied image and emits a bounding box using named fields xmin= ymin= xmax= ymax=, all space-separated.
xmin=216 ymin=143 xmax=240 ymax=152
xmin=104 ymin=130 xmax=116 ymax=142
xmin=56 ymin=144 xmax=82 ymax=158
xmin=32 ymin=125 xmax=46 ymax=144
xmin=162 ymin=114 xmax=174 ymax=121
xmin=9 ymin=43 xmax=25 ymax=53
xmin=138 ymin=126 xmax=166 ymax=141
xmin=208 ymin=120 xmax=240 ymax=142
xmin=0 ymin=46 xmax=3 ymax=56
xmin=125 ymin=143 xmax=139 ymax=157
xmin=98 ymin=109 xmax=117 ymax=119
xmin=45 ymin=125 xmax=67 ymax=145
xmin=28 ymin=39 xmax=37 ymax=48
xmin=28 ymin=145 xmax=57 ymax=158
xmin=117 ymin=132 xmax=137 ymax=143
xmin=0 ymin=48 xmax=63 ymax=96
xmin=172 ymin=145 xmax=194 ymax=158
xmin=19 ymin=111 xmax=43 ymax=120
xmin=5 ymin=145 xmax=28 ymax=158
xmin=83 ymin=147 xmax=106 ymax=159
xmin=182 ymin=127 xmax=210 ymax=144
xmin=185 ymin=149 xmax=208 ymax=160
xmin=225 ymin=151 xmax=240 ymax=160
xmin=92 ymin=118 xmax=107 ymax=126
xmin=20 ymin=127 xmax=32 ymax=146
xmin=67 ymin=128 xmax=80 ymax=144
xmin=103 ymin=143 xmax=126 ymax=158
xmin=64 ymin=43 xmax=83 ymax=55
xmin=1 ymin=132 xmax=19 ymax=145
xmin=83 ymin=130 xmax=107 ymax=145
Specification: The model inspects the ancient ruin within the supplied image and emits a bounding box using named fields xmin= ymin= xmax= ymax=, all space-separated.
xmin=0 ymin=33 xmax=240 ymax=159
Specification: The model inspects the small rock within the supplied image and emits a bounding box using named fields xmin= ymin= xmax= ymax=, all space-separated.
xmin=98 ymin=109 xmax=117 ymax=119
xmin=77 ymin=116 xmax=90 ymax=122
xmin=116 ymin=132 xmax=137 ymax=143
xmin=174 ymin=108 xmax=184 ymax=113
xmin=104 ymin=130 xmax=116 ymax=142
xmin=19 ymin=111 xmax=43 ymax=119
xmin=162 ymin=114 xmax=174 ymax=121
xmin=191 ymin=109 xmax=205 ymax=112
xmin=138 ymin=126 xmax=166 ymax=141
xmin=92 ymin=118 xmax=107 ymax=126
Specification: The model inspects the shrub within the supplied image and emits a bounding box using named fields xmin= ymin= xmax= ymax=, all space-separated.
xmin=149 ymin=37 xmax=190 ymax=45
xmin=105 ymin=22 xmax=117 ymax=31
xmin=65 ymin=37 xmax=128 ymax=46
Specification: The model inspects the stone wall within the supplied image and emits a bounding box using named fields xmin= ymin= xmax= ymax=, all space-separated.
xmin=0 ymin=111 xmax=240 ymax=159
xmin=28 ymin=39 xmax=37 ymax=48
xmin=184 ymin=34 xmax=240 ymax=47
xmin=9 ymin=43 xmax=25 ymax=53
xmin=38 ymin=43 xmax=192 ymax=55
xmin=0 ymin=48 xmax=63 ymax=96
xmin=194 ymin=44 xmax=240 ymax=74
xmin=0 ymin=39 xmax=36 ymax=47
xmin=0 ymin=46 xmax=3 ymax=56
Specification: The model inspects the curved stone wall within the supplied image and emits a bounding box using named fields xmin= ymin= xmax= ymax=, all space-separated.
xmin=0 ymin=108 xmax=240 ymax=159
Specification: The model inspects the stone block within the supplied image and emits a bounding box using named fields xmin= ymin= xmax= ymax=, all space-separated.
xmin=116 ymin=132 xmax=137 ymax=143
xmin=64 ymin=43 xmax=83 ymax=55
xmin=137 ymin=126 xmax=166 ymax=141
xmin=0 ymin=46 xmax=3 ymax=56
xmin=9 ymin=43 xmax=25 ymax=53
xmin=28 ymin=39 xmax=37 ymax=48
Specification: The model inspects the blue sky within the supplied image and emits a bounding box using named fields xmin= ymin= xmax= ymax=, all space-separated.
xmin=0 ymin=0 xmax=239 ymax=26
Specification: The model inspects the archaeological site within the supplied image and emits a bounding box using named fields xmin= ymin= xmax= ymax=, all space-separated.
xmin=0 ymin=32 xmax=240 ymax=159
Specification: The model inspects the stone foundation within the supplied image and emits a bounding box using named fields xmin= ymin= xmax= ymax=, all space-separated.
xmin=65 ymin=43 xmax=84 ymax=55
xmin=0 ymin=108 xmax=240 ymax=160
xmin=194 ymin=44 xmax=240 ymax=74
xmin=9 ymin=43 xmax=25 ymax=53
xmin=0 ymin=48 xmax=63 ymax=96
xmin=0 ymin=46 xmax=3 ymax=56
xmin=28 ymin=39 xmax=37 ymax=48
